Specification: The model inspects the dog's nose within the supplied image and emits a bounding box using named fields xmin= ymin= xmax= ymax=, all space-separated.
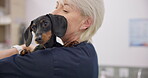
xmin=35 ymin=35 xmax=42 ymax=41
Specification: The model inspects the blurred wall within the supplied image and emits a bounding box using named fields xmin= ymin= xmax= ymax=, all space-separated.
xmin=25 ymin=0 xmax=56 ymax=26
xmin=25 ymin=0 xmax=148 ymax=67
xmin=93 ymin=0 xmax=148 ymax=67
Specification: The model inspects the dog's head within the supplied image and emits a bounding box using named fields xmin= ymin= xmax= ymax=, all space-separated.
xmin=24 ymin=14 xmax=67 ymax=47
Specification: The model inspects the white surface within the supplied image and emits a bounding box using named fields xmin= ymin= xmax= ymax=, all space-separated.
xmin=0 ymin=15 xmax=11 ymax=25
xmin=93 ymin=0 xmax=148 ymax=67
xmin=25 ymin=0 xmax=148 ymax=67
xmin=119 ymin=68 xmax=129 ymax=77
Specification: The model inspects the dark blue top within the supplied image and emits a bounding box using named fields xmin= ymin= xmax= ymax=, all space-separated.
xmin=0 ymin=42 xmax=98 ymax=78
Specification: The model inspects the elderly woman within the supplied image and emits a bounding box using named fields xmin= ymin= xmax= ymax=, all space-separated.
xmin=0 ymin=0 xmax=104 ymax=78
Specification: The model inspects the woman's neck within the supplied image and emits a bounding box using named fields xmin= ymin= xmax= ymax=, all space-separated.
xmin=61 ymin=30 xmax=84 ymax=46
xmin=62 ymin=35 xmax=79 ymax=45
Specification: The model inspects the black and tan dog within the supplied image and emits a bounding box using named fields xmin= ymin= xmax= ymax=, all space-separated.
xmin=20 ymin=14 xmax=67 ymax=55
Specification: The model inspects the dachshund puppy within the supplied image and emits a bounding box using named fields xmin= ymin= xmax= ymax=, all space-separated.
xmin=21 ymin=14 xmax=67 ymax=55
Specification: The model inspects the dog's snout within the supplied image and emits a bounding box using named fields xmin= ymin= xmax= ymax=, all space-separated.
xmin=35 ymin=35 xmax=42 ymax=41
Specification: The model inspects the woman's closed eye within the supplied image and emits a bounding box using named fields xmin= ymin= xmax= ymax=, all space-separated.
xmin=63 ymin=10 xmax=69 ymax=13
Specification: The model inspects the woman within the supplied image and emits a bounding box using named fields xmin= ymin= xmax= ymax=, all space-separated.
xmin=0 ymin=0 xmax=104 ymax=78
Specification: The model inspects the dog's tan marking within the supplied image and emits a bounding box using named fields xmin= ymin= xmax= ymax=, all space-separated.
xmin=40 ymin=19 xmax=44 ymax=23
xmin=42 ymin=31 xmax=52 ymax=44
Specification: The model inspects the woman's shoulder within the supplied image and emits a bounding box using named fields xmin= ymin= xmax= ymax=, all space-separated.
xmin=48 ymin=41 xmax=97 ymax=58
xmin=51 ymin=41 xmax=95 ymax=51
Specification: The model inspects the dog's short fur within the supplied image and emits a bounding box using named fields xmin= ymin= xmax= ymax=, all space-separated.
xmin=20 ymin=14 xmax=67 ymax=55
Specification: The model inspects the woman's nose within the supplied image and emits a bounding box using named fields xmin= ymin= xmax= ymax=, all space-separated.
xmin=52 ymin=9 xmax=61 ymax=15
xmin=52 ymin=6 xmax=65 ymax=15
xmin=52 ymin=10 xmax=58 ymax=15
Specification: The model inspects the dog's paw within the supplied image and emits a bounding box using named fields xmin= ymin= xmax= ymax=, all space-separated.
xmin=20 ymin=49 xmax=31 ymax=56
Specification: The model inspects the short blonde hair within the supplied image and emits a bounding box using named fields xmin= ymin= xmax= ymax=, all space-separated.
xmin=60 ymin=0 xmax=105 ymax=42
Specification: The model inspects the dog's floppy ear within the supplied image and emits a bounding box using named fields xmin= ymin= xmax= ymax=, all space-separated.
xmin=24 ymin=22 xmax=33 ymax=47
xmin=48 ymin=14 xmax=67 ymax=37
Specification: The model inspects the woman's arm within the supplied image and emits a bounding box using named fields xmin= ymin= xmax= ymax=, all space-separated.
xmin=0 ymin=48 xmax=18 ymax=59
xmin=0 ymin=44 xmax=35 ymax=59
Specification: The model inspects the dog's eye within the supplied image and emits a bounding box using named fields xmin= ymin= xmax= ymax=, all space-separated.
xmin=43 ymin=22 xmax=48 ymax=27
xmin=31 ymin=26 xmax=36 ymax=31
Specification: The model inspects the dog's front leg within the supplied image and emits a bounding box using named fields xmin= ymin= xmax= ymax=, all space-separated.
xmin=20 ymin=49 xmax=31 ymax=56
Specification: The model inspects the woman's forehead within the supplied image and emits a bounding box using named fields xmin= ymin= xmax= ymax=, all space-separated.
xmin=57 ymin=0 xmax=82 ymax=13
xmin=58 ymin=0 xmax=78 ymax=9
xmin=58 ymin=0 xmax=70 ymax=5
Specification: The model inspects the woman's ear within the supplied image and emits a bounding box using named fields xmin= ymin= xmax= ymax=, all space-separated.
xmin=80 ymin=17 xmax=93 ymax=30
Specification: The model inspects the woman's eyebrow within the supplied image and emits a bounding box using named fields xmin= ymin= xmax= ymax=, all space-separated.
xmin=63 ymin=3 xmax=73 ymax=9
xmin=56 ymin=1 xmax=73 ymax=9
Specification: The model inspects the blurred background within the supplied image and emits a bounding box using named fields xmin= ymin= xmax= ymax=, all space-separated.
xmin=0 ymin=0 xmax=148 ymax=78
